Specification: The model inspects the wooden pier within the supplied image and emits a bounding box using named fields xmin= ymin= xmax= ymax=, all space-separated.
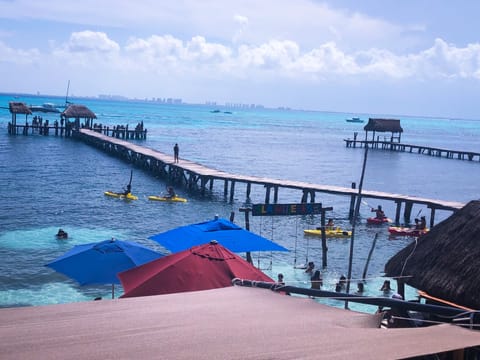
xmin=75 ymin=129 xmax=465 ymax=227
xmin=6 ymin=101 xmax=147 ymax=139
xmin=345 ymin=134 xmax=480 ymax=161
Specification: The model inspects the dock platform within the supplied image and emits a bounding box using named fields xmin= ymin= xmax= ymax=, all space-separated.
xmin=345 ymin=138 xmax=480 ymax=161
xmin=75 ymin=129 xmax=465 ymax=227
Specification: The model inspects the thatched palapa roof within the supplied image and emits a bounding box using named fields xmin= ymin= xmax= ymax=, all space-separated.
xmin=364 ymin=118 xmax=403 ymax=133
xmin=61 ymin=104 xmax=96 ymax=119
xmin=385 ymin=200 xmax=480 ymax=309
xmin=8 ymin=102 xmax=32 ymax=115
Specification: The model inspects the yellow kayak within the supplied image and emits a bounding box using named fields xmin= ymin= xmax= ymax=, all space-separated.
xmin=148 ymin=195 xmax=187 ymax=203
xmin=104 ymin=191 xmax=138 ymax=200
xmin=303 ymin=227 xmax=352 ymax=238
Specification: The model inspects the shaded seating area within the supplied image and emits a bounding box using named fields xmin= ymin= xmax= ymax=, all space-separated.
xmin=7 ymin=102 xmax=32 ymax=135
xmin=364 ymin=118 xmax=403 ymax=143
xmin=61 ymin=104 xmax=97 ymax=132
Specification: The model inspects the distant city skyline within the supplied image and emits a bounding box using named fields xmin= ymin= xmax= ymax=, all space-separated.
xmin=2 ymin=1 xmax=480 ymax=119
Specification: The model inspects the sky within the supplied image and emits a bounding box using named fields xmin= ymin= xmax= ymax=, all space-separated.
xmin=1 ymin=0 xmax=480 ymax=118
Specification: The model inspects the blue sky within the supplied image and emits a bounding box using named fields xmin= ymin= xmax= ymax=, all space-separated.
xmin=1 ymin=0 xmax=480 ymax=118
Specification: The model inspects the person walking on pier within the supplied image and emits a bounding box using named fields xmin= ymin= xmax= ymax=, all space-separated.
xmin=173 ymin=143 xmax=179 ymax=163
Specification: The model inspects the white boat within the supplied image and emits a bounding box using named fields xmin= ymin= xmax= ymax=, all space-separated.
xmin=346 ymin=117 xmax=364 ymax=123
xmin=29 ymin=103 xmax=61 ymax=113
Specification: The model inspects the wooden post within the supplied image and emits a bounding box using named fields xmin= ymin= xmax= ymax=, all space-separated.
xmin=273 ymin=186 xmax=279 ymax=203
xmin=349 ymin=182 xmax=356 ymax=220
xmin=239 ymin=207 xmax=253 ymax=264
xmin=320 ymin=211 xmax=327 ymax=268
xmin=246 ymin=182 xmax=251 ymax=199
xmin=362 ymin=233 xmax=378 ymax=280
xmin=264 ymin=185 xmax=271 ymax=204
xmin=404 ymin=201 xmax=413 ymax=224
xmin=430 ymin=207 xmax=436 ymax=228
xmin=229 ymin=180 xmax=235 ymax=203
xmin=395 ymin=201 xmax=402 ymax=225
xmin=224 ymin=180 xmax=228 ymax=197
xmin=346 ymin=142 xmax=369 ymax=308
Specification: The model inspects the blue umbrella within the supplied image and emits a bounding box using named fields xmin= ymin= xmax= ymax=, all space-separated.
xmin=46 ymin=238 xmax=163 ymax=298
xmin=148 ymin=217 xmax=289 ymax=253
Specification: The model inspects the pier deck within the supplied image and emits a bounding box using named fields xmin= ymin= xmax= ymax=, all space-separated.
xmin=345 ymin=138 xmax=480 ymax=161
xmin=77 ymin=129 xmax=465 ymax=227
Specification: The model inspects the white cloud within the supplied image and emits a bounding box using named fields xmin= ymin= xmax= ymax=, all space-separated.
xmin=40 ymin=30 xmax=480 ymax=83
xmin=0 ymin=41 xmax=40 ymax=64
xmin=65 ymin=31 xmax=120 ymax=53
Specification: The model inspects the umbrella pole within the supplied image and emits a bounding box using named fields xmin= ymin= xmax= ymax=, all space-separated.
xmin=112 ymin=284 xmax=115 ymax=299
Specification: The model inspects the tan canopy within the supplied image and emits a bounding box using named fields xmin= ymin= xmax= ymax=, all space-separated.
xmin=1 ymin=286 xmax=478 ymax=359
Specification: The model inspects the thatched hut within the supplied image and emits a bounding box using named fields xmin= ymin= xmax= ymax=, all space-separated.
xmin=61 ymin=104 xmax=97 ymax=129
xmin=385 ymin=200 xmax=480 ymax=309
xmin=8 ymin=102 xmax=32 ymax=126
xmin=364 ymin=118 xmax=403 ymax=142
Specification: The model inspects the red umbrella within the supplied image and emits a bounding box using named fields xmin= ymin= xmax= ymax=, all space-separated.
xmin=119 ymin=240 xmax=273 ymax=298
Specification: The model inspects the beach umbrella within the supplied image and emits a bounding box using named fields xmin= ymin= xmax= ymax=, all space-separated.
xmin=119 ymin=240 xmax=274 ymax=298
xmin=148 ymin=217 xmax=288 ymax=253
xmin=45 ymin=238 xmax=163 ymax=298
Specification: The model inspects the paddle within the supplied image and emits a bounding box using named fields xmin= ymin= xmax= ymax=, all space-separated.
xmin=128 ymin=169 xmax=133 ymax=187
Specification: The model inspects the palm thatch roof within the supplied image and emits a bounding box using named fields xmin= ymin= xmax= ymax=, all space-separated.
xmin=61 ymin=104 xmax=96 ymax=119
xmin=385 ymin=200 xmax=480 ymax=309
xmin=8 ymin=102 xmax=32 ymax=115
xmin=363 ymin=118 xmax=403 ymax=132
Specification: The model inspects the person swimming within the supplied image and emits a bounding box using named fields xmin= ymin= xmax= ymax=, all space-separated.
xmin=56 ymin=228 xmax=68 ymax=239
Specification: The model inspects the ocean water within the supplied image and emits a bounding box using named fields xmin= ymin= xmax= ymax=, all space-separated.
xmin=1 ymin=94 xmax=479 ymax=312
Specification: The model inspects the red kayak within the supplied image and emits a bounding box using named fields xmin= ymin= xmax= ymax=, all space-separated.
xmin=388 ymin=226 xmax=429 ymax=237
xmin=367 ymin=217 xmax=391 ymax=224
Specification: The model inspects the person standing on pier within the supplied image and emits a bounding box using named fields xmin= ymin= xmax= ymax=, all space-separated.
xmin=174 ymin=143 xmax=179 ymax=163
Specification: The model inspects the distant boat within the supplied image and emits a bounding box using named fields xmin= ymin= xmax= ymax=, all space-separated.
xmin=346 ymin=117 xmax=364 ymax=123
xmin=29 ymin=103 xmax=61 ymax=113
xmin=210 ymin=109 xmax=221 ymax=113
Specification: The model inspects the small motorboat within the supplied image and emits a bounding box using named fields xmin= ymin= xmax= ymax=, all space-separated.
xmin=388 ymin=226 xmax=429 ymax=237
xmin=367 ymin=217 xmax=392 ymax=224
xmin=29 ymin=103 xmax=61 ymax=113
xmin=104 ymin=191 xmax=138 ymax=200
xmin=148 ymin=195 xmax=187 ymax=203
xmin=346 ymin=117 xmax=364 ymax=123
xmin=303 ymin=227 xmax=352 ymax=238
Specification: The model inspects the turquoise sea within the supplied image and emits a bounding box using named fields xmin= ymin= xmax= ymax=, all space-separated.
xmin=1 ymin=93 xmax=479 ymax=311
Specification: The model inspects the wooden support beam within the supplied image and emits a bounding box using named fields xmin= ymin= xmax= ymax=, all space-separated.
xmin=349 ymin=182 xmax=356 ymax=219
xmin=404 ymin=201 xmax=413 ymax=224
xmin=229 ymin=180 xmax=235 ymax=203
xmin=264 ymin=185 xmax=271 ymax=204
xmin=395 ymin=201 xmax=402 ymax=225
